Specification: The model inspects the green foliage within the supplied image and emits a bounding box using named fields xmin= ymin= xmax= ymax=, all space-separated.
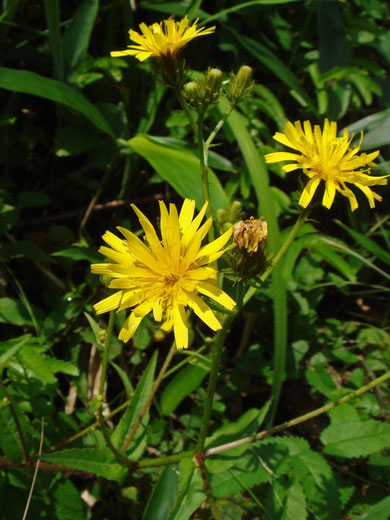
xmin=0 ymin=0 xmax=389 ymax=518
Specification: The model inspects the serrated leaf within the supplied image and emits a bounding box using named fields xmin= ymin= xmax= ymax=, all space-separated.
xmin=206 ymin=401 xmax=273 ymax=473
xmin=19 ymin=347 xmax=79 ymax=384
xmin=169 ymin=461 xmax=205 ymax=520
xmin=0 ymin=403 xmax=23 ymax=461
xmin=0 ymin=335 xmax=31 ymax=368
xmin=321 ymin=420 xmax=390 ymax=458
xmin=265 ymin=480 xmax=307 ymax=520
xmin=111 ymin=351 xmax=157 ymax=453
xmin=160 ymin=362 xmax=209 ymax=416
xmin=40 ymin=448 xmax=126 ymax=481
xmin=357 ymin=495 xmax=390 ymax=520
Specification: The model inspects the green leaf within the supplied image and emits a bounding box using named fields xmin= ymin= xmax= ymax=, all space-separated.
xmin=53 ymin=480 xmax=85 ymax=520
xmin=346 ymin=109 xmax=390 ymax=150
xmin=0 ymin=403 xmax=23 ymax=461
xmin=40 ymin=448 xmax=127 ymax=481
xmin=273 ymin=437 xmax=341 ymax=519
xmin=52 ymin=247 xmax=102 ymax=262
xmin=43 ymin=0 xmax=64 ymax=80
xmin=126 ymin=134 xmax=229 ymax=214
xmin=19 ymin=347 xmax=79 ymax=384
xmin=169 ymin=459 xmax=205 ymax=520
xmin=0 ymin=297 xmax=33 ymax=326
xmin=160 ymin=362 xmax=209 ymax=416
xmin=0 ymin=67 xmax=114 ymax=138
xmin=228 ymin=29 xmax=314 ymax=109
xmin=321 ymin=419 xmax=390 ymax=458
xmin=84 ymin=312 xmax=104 ymax=346
xmin=63 ymin=0 xmax=99 ymax=76
xmin=223 ymin=99 xmax=287 ymax=425
xmin=142 ymin=465 xmax=178 ymax=520
xmin=0 ymin=335 xmax=31 ymax=368
xmin=336 ymin=221 xmax=390 ymax=267
xmin=357 ymin=495 xmax=390 ymax=520
xmin=265 ymin=480 xmax=307 ymax=520
xmin=206 ymin=401 xmax=272 ymax=473
xmin=111 ymin=351 xmax=157 ymax=452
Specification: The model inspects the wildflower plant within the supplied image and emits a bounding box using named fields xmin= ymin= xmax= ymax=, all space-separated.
xmin=2 ymin=6 xmax=390 ymax=520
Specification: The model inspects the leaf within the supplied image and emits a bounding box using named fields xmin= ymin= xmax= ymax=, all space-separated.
xmin=205 ymin=401 xmax=273 ymax=473
xmin=346 ymin=108 xmax=390 ymax=149
xmin=126 ymin=134 xmax=229 ymax=214
xmin=84 ymin=312 xmax=103 ymax=346
xmin=0 ymin=335 xmax=31 ymax=368
xmin=53 ymin=480 xmax=85 ymax=520
xmin=0 ymin=297 xmax=33 ymax=326
xmin=169 ymin=459 xmax=205 ymax=520
xmin=336 ymin=221 xmax=390 ymax=267
xmin=63 ymin=0 xmax=99 ymax=76
xmin=273 ymin=437 xmax=341 ymax=519
xmin=142 ymin=465 xmax=178 ymax=520
xmin=111 ymin=352 xmax=157 ymax=452
xmin=43 ymin=0 xmax=64 ymax=80
xmin=40 ymin=448 xmax=127 ymax=481
xmin=321 ymin=419 xmax=390 ymax=458
xmin=52 ymin=247 xmax=102 ymax=263
xmin=0 ymin=67 xmax=114 ymax=137
xmin=357 ymin=495 xmax=390 ymax=520
xmin=19 ymin=347 xmax=79 ymax=384
xmin=0 ymin=402 xmax=24 ymax=461
xmin=160 ymin=362 xmax=209 ymax=416
xmin=223 ymin=99 xmax=287 ymax=425
xmin=265 ymin=480 xmax=307 ymax=520
xmin=228 ymin=29 xmax=314 ymax=109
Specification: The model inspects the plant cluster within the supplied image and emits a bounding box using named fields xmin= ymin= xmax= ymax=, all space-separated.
xmin=0 ymin=2 xmax=389 ymax=519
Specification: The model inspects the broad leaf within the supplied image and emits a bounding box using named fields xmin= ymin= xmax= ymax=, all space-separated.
xmin=126 ymin=134 xmax=229 ymax=214
xmin=142 ymin=465 xmax=178 ymax=520
xmin=41 ymin=448 xmax=127 ymax=481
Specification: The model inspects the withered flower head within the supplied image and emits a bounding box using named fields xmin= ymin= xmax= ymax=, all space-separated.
xmin=232 ymin=217 xmax=268 ymax=278
xmin=233 ymin=217 xmax=268 ymax=254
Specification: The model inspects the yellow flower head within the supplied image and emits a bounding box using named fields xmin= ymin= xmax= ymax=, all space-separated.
xmin=110 ymin=17 xmax=215 ymax=62
xmin=91 ymin=200 xmax=235 ymax=350
xmin=265 ymin=119 xmax=387 ymax=211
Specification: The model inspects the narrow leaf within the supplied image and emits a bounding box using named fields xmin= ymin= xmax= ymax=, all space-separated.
xmin=0 ymin=67 xmax=114 ymax=137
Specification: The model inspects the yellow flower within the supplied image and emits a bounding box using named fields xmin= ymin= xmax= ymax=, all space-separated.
xmin=265 ymin=119 xmax=387 ymax=211
xmin=110 ymin=17 xmax=215 ymax=62
xmin=91 ymin=200 xmax=235 ymax=349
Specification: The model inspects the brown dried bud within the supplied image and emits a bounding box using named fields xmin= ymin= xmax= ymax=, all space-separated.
xmin=233 ymin=217 xmax=268 ymax=253
xmin=231 ymin=217 xmax=268 ymax=277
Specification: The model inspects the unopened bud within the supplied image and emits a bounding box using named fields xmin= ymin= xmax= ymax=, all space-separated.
xmin=100 ymin=274 xmax=112 ymax=287
xmin=228 ymin=65 xmax=254 ymax=103
xmin=183 ymin=81 xmax=200 ymax=105
xmin=231 ymin=216 xmax=268 ymax=277
xmin=204 ymin=68 xmax=223 ymax=100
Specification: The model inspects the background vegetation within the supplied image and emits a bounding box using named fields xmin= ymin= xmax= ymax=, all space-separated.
xmin=0 ymin=0 xmax=389 ymax=518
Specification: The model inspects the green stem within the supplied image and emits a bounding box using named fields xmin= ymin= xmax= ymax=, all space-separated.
xmin=136 ymin=369 xmax=390 ymax=467
xmin=121 ymin=343 xmax=176 ymax=452
xmin=195 ymin=283 xmax=244 ymax=454
xmin=175 ymin=86 xmax=197 ymax=136
xmin=243 ymin=206 xmax=312 ymax=306
xmin=99 ymin=310 xmax=115 ymax=399
xmin=197 ymin=112 xmax=215 ymax=242
xmin=205 ymin=103 xmax=235 ymax=148
xmin=95 ymin=311 xmax=134 ymax=469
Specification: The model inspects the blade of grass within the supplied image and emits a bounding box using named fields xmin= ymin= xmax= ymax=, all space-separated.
xmin=221 ymin=98 xmax=287 ymax=426
xmin=43 ymin=0 xmax=64 ymax=80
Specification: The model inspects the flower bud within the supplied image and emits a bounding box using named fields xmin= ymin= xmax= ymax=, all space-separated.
xmin=228 ymin=65 xmax=254 ymax=103
xmin=231 ymin=216 xmax=268 ymax=277
xmin=183 ymin=81 xmax=200 ymax=105
xmin=204 ymin=68 xmax=223 ymax=103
